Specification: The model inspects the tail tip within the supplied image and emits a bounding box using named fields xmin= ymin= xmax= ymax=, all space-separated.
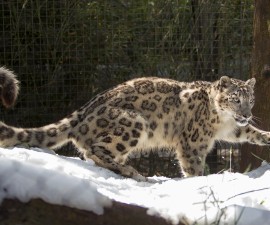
xmin=0 ymin=67 xmax=20 ymax=108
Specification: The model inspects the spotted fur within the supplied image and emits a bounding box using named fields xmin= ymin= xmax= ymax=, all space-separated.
xmin=1 ymin=68 xmax=270 ymax=181
xmin=0 ymin=67 xmax=19 ymax=108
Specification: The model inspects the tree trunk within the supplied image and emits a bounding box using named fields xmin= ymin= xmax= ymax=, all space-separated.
xmin=240 ymin=0 xmax=270 ymax=172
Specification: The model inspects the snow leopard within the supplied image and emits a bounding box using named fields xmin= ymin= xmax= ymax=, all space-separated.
xmin=0 ymin=66 xmax=270 ymax=181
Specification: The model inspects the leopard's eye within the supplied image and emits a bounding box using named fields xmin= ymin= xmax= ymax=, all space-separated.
xmin=233 ymin=97 xmax=240 ymax=103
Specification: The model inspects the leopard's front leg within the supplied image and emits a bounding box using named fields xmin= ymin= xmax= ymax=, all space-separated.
xmin=177 ymin=144 xmax=207 ymax=177
xmin=235 ymin=125 xmax=270 ymax=146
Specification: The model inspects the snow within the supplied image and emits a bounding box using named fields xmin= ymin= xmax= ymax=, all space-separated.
xmin=1 ymin=147 xmax=270 ymax=224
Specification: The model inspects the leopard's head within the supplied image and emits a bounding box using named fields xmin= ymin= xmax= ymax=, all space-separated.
xmin=214 ymin=76 xmax=256 ymax=126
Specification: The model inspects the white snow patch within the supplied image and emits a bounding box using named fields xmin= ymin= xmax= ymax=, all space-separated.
xmin=1 ymin=147 xmax=270 ymax=224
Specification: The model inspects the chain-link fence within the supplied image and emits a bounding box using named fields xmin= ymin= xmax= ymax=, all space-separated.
xmin=0 ymin=0 xmax=254 ymax=177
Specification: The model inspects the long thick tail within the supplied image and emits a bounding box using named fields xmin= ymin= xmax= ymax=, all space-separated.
xmin=0 ymin=67 xmax=20 ymax=108
xmin=0 ymin=118 xmax=75 ymax=149
xmin=0 ymin=67 xmax=79 ymax=150
xmin=0 ymin=67 xmax=81 ymax=151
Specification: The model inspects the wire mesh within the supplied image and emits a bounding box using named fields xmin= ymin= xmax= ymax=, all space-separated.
xmin=0 ymin=0 xmax=254 ymax=177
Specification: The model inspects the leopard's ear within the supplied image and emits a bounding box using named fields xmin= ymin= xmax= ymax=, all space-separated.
xmin=245 ymin=78 xmax=256 ymax=88
xmin=218 ymin=76 xmax=232 ymax=90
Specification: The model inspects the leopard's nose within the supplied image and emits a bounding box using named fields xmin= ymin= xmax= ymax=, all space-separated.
xmin=243 ymin=114 xmax=252 ymax=121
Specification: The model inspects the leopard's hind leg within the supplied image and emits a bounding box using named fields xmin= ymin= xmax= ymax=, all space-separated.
xmin=84 ymin=145 xmax=146 ymax=181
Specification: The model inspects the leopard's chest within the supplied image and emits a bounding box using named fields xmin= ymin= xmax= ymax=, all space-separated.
xmin=213 ymin=116 xmax=238 ymax=140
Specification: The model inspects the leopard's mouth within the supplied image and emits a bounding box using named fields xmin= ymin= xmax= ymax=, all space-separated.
xmin=234 ymin=115 xmax=250 ymax=126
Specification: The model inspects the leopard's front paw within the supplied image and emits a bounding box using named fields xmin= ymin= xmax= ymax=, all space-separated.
xmin=261 ymin=132 xmax=270 ymax=145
